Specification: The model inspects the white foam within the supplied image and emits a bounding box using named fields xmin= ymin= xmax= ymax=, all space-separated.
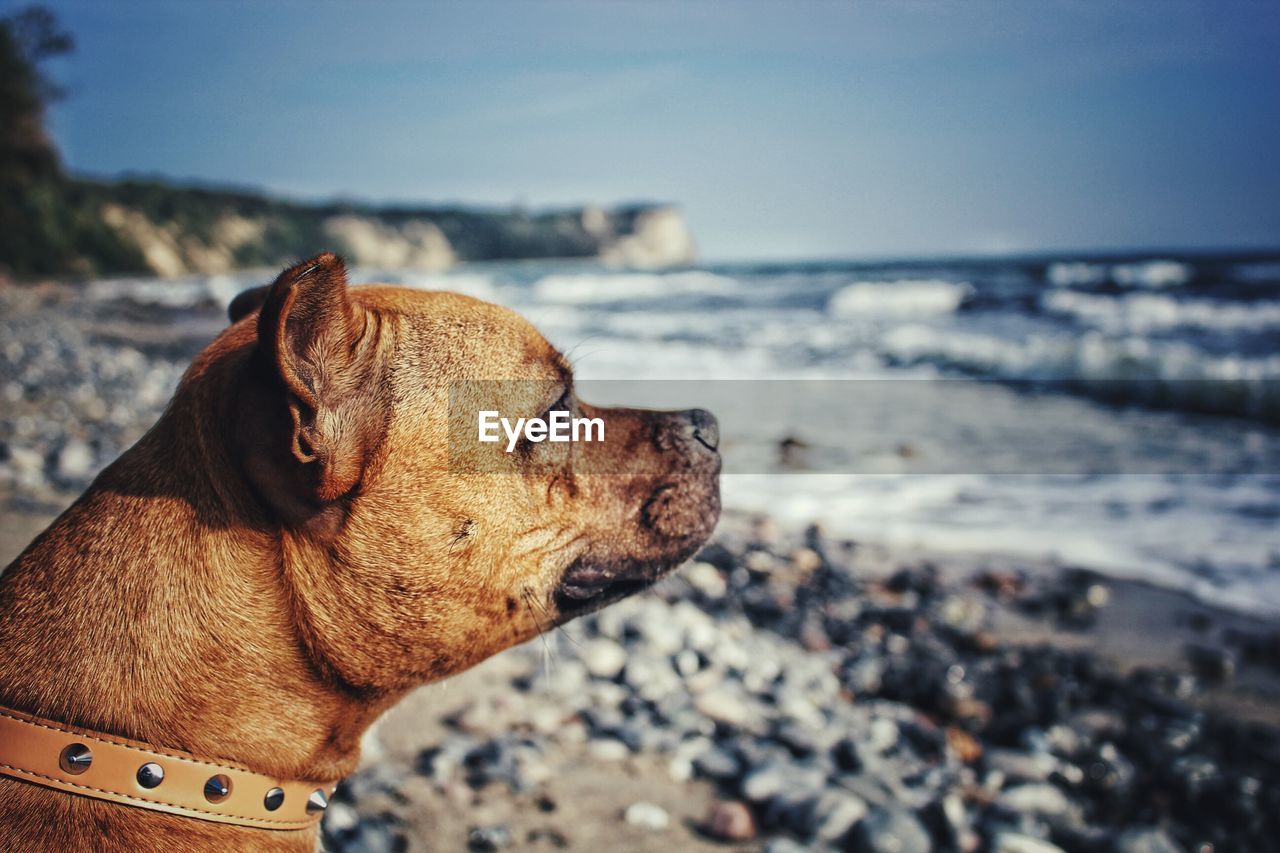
xmin=1111 ymin=259 xmax=1191 ymax=289
xmin=532 ymin=271 xmax=738 ymax=304
xmin=1046 ymin=262 xmax=1108 ymax=287
xmin=370 ymin=269 xmax=501 ymax=302
xmin=86 ymin=270 xmax=272 ymax=309
xmin=828 ymin=280 xmax=973 ymax=318
xmin=87 ymin=276 xmax=211 ymax=308
xmin=1044 ymin=290 xmax=1280 ymax=334
xmin=885 ymin=322 xmax=1280 ymax=380
xmin=722 ymin=474 xmax=1280 ymax=617
xmin=1047 ymin=260 xmax=1193 ymax=290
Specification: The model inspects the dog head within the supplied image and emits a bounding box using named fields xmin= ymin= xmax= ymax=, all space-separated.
xmin=227 ymin=254 xmax=720 ymax=693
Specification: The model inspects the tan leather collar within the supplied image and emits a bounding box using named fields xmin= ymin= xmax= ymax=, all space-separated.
xmin=0 ymin=707 xmax=338 ymax=831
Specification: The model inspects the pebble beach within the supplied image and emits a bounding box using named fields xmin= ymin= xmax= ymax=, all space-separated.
xmin=2 ymin=281 xmax=1278 ymax=852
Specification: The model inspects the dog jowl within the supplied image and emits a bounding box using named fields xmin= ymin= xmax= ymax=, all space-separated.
xmin=0 ymin=253 xmax=719 ymax=849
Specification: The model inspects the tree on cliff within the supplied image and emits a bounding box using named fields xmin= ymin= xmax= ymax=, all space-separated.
xmin=0 ymin=5 xmax=68 ymax=180
xmin=0 ymin=6 xmax=143 ymax=279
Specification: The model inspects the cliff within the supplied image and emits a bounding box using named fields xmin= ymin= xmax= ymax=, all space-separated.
xmin=8 ymin=177 xmax=697 ymax=280
xmin=0 ymin=10 xmax=696 ymax=281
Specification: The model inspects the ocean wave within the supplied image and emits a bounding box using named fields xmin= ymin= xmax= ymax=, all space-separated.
xmin=88 ymin=272 xmax=262 ymax=310
xmin=1046 ymin=259 xmax=1192 ymax=289
xmin=1046 ymin=262 xmax=1108 ymax=288
xmin=881 ymin=324 xmax=1280 ymax=418
xmin=1112 ymin=260 xmax=1192 ymax=288
xmin=1043 ymin=290 xmax=1280 ymax=334
xmin=722 ymin=474 xmax=1280 ymax=617
xmin=371 ymin=269 xmax=500 ymax=301
xmin=1231 ymin=261 xmax=1280 ymax=284
xmin=828 ymin=279 xmax=974 ymax=318
xmin=532 ymin=271 xmax=738 ymax=304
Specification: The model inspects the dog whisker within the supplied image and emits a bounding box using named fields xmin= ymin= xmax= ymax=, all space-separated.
xmin=563 ymin=334 xmax=607 ymax=370
xmin=521 ymin=589 xmax=558 ymax=676
xmin=525 ymin=590 xmax=583 ymax=652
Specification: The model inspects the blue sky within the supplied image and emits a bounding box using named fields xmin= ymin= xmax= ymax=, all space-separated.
xmin=18 ymin=0 xmax=1280 ymax=260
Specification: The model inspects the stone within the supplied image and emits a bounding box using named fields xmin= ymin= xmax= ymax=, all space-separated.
xmin=674 ymin=649 xmax=701 ymax=677
xmin=992 ymin=833 xmax=1067 ymax=853
xmin=701 ymin=800 xmax=757 ymax=842
xmin=851 ymin=807 xmax=931 ymax=853
xmin=624 ymin=654 xmax=681 ymax=700
xmin=866 ymin=718 xmax=900 ymax=754
xmin=1184 ymin=643 xmax=1235 ymax=682
xmin=55 ymin=439 xmax=94 ymax=482
xmin=1112 ymin=827 xmax=1185 ymax=853
xmin=790 ymin=547 xmax=823 ymax=575
xmin=323 ymin=801 xmax=359 ymax=834
xmin=667 ymin=754 xmax=694 ymax=782
xmin=946 ymin=726 xmax=983 ymax=764
xmin=763 ymin=839 xmax=811 ymax=853
xmin=986 ymin=749 xmax=1060 ymax=783
xmin=325 ymin=816 xmax=404 ymax=853
xmin=810 ymin=789 xmax=869 ymax=842
xmin=624 ymin=801 xmax=670 ymax=831
xmin=693 ymin=747 xmax=740 ymax=781
xmin=832 ymin=737 xmax=864 ymax=772
xmin=741 ymin=763 xmax=826 ymax=803
xmin=938 ymin=595 xmax=986 ymax=634
xmin=467 ymin=824 xmax=513 ymax=851
xmin=923 ymin=793 xmax=978 ymax=852
xmin=774 ymin=720 xmax=820 ymax=757
xmin=996 ymin=784 xmax=1073 ymax=818
xmin=1081 ymin=743 xmax=1135 ymax=797
xmin=587 ymin=739 xmax=630 ymax=762
xmin=683 ymin=561 xmax=728 ymax=598
xmin=7 ymin=446 xmax=43 ymax=485
xmin=693 ymin=542 xmax=737 ymax=571
xmin=694 ymin=689 xmax=751 ymax=728
xmin=582 ymin=638 xmax=628 ymax=680
xmin=745 ymin=550 xmax=778 ymax=574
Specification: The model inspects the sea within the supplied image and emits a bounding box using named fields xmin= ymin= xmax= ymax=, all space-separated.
xmin=93 ymin=252 xmax=1280 ymax=615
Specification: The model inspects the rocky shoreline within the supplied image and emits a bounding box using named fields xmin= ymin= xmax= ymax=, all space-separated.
xmin=320 ymin=514 xmax=1279 ymax=853
xmin=1 ymin=284 xmax=1278 ymax=852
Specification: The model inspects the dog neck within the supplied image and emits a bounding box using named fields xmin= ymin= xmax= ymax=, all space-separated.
xmin=0 ymin=343 xmax=390 ymax=804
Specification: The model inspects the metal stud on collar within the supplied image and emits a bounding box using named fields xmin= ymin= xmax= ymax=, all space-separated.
xmin=136 ymin=762 xmax=165 ymax=788
xmin=203 ymin=774 xmax=232 ymax=803
xmin=306 ymin=788 xmax=328 ymax=814
xmin=59 ymin=743 xmax=92 ymax=774
xmin=264 ymin=787 xmax=285 ymax=811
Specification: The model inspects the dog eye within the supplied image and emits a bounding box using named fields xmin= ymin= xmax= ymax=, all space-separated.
xmin=517 ymin=388 xmax=573 ymax=456
xmin=546 ymin=388 xmax=572 ymax=418
xmin=534 ymin=386 xmax=571 ymax=423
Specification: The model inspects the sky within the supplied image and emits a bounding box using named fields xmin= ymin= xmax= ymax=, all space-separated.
xmin=15 ymin=0 xmax=1280 ymax=261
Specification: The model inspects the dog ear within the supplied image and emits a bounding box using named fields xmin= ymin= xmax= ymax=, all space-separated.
xmin=254 ymin=253 xmax=378 ymax=504
xmin=227 ymin=284 xmax=270 ymax=323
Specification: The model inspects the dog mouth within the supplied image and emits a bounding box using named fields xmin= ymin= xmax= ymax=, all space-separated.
xmin=553 ymin=558 xmax=663 ymax=616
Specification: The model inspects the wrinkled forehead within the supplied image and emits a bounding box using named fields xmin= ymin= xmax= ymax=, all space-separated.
xmin=353 ymin=285 xmax=571 ymax=384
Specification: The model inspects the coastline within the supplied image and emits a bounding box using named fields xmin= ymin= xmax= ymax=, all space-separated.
xmin=342 ymin=510 xmax=1280 ymax=851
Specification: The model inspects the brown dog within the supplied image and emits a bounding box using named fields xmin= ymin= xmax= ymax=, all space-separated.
xmin=0 ymin=253 xmax=720 ymax=851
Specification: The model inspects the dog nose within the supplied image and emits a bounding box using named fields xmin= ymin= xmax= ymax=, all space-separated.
xmin=682 ymin=408 xmax=719 ymax=452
